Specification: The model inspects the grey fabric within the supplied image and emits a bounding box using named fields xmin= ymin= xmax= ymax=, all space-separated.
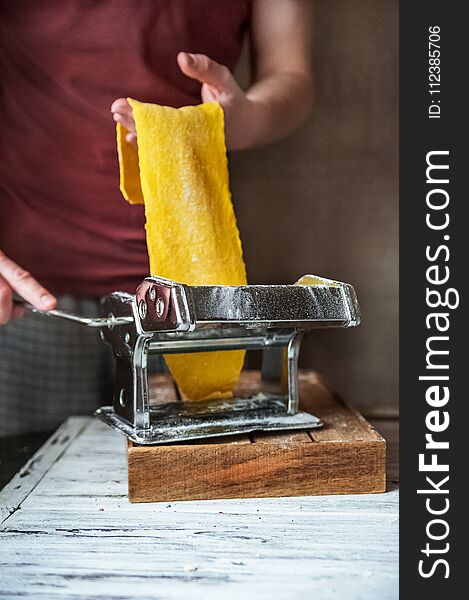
xmin=0 ymin=296 xmax=167 ymax=437
xmin=0 ymin=297 xmax=115 ymax=436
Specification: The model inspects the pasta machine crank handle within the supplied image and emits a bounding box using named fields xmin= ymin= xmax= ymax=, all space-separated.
xmin=15 ymin=299 xmax=134 ymax=328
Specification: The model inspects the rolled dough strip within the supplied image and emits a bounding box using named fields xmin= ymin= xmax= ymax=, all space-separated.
xmin=117 ymin=100 xmax=247 ymax=400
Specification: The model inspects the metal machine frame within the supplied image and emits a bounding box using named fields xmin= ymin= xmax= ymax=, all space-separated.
xmin=93 ymin=275 xmax=361 ymax=444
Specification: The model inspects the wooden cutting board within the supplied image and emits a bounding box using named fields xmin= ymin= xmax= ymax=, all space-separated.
xmin=127 ymin=370 xmax=386 ymax=502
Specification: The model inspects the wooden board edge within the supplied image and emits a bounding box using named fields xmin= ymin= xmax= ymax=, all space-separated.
xmin=127 ymin=438 xmax=387 ymax=503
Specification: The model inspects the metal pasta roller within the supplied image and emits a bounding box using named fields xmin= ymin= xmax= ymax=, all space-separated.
xmin=22 ymin=274 xmax=360 ymax=444
xmin=98 ymin=274 xmax=360 ymax=444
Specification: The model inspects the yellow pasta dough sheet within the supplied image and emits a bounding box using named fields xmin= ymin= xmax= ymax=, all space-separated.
xmin=117 ymin=99 xmax=247 ymax=400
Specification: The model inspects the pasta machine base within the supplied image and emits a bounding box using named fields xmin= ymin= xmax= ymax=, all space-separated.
xmin=96 ymin=395 xmax=322 ymax=445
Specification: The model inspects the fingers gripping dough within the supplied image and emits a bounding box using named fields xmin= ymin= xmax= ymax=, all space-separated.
xmin=117 ymin=100 xmax=247 ymax=400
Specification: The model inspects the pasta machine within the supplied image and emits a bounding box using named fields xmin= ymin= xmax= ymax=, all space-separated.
xmin=25 ymin=274 xmax=361 ymax=444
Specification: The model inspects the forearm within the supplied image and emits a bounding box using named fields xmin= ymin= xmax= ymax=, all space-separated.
xmin=228 ymin=0 xmax=313 ymax=150
xmin=235 ymin=70 xmax=313 ymax=150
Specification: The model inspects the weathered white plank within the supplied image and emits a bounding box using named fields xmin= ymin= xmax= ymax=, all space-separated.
xmin=0 ymin=417 xmax=90 ymax=523
xmin=0 ymin=417 xmax=398 ymax=600
xmin=0 ymin=523 xmax=398 ymax=600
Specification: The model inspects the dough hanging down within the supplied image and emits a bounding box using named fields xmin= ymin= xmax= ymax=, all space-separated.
xmin=117 ymin=99 xmax=247 ymax=400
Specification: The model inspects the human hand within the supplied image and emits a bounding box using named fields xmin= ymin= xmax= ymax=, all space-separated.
xmin=0 ymin=251 xmax=57 ymax=325
xmin=111 ymin=51 xmax=255 ymax=150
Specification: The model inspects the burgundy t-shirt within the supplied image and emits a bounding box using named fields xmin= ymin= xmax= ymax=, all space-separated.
xmin=0 ymin=0 xmax=251 ymax=296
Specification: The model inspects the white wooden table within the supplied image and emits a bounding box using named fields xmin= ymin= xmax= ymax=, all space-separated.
xmin=0 ymin=417 xmax=398 ymax=599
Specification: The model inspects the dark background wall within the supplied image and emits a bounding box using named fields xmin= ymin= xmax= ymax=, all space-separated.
xmin=230 ymin=0 xmax=398 ymax=415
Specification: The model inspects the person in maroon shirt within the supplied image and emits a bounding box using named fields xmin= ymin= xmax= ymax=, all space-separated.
xmin=0 ymin=0 xmax=313 ymax=435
